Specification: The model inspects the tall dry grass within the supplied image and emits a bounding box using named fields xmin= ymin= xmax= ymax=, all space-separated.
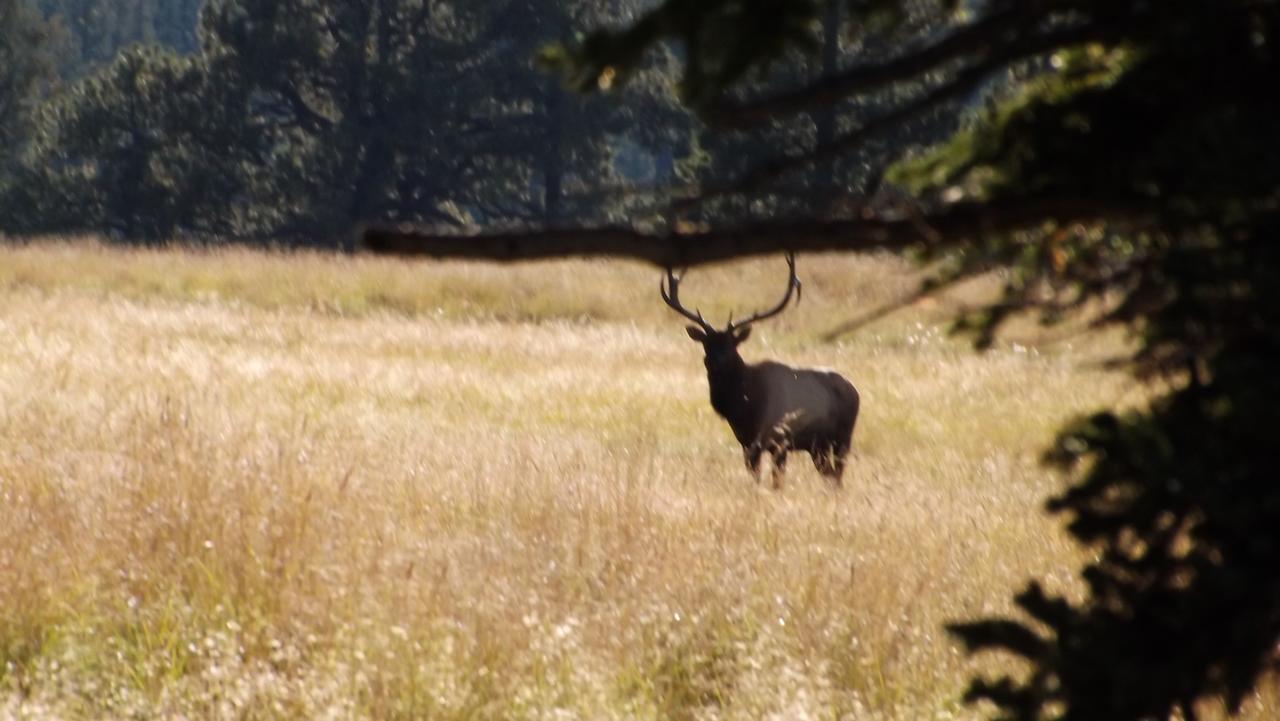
xmin=0 ymin=239 xmax=1270 ymax=719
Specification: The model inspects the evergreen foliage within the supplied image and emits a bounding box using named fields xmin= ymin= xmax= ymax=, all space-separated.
xmin=549 ymin=1 xmax=1280 ymax=719
xmin=0 ymin=0 xmax=53 ymax=178
xmin=2 ymin=0 xmax=693 ymax=242
xmin=5 ymin=46 xmax=250 ymax=238
xmin=194 ymin=0 xmax=637 ymax=240
xmin=35 ymin=0 xmax=205 ymax=75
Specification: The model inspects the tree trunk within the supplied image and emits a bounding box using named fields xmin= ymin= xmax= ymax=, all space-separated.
xmin=542 ymin=76 xmax=564 ymax=225
xmin=814 ymin=0 xmax=840 ymax=202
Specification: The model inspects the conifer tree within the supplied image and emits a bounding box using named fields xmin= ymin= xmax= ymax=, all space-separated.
xmin=372 ymin=3 xmax=1280 ymax=717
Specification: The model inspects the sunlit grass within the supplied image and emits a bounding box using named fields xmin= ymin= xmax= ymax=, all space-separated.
xmin=0 ymin=238 xmax=1270 ymax=719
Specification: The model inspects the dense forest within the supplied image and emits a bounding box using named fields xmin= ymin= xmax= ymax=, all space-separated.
xmin=35 ymin=0 xmax=206 ymax=72
xmin=0 ymin=0 xmax=955 ymax=246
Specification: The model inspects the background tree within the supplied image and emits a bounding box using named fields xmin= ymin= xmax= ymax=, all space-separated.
xmin=5 ymin=45 xmax=252 ymax=239
xmin=4 ymin=0 xmax=693 ymax=242
xmin=193 ymin=0 xmax=663 ymax=243
xmin=369 ymin=2 xmax=1280 ymax=719
xmin=0 ymin=0 xmax=53 ymax=195
xmin=538 ymin=1 xmax=968 ymax=229
xmin=35 ymin=0 xmax=205 ymax=77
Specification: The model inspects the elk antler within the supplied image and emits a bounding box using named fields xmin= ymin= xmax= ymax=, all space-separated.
xmin=727 ymin=253 xmax=801 ymax=333
xmin=660 ymin=267 xmax=714 ymax=332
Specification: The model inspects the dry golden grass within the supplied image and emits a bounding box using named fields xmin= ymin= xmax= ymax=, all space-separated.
xmin=0 ymin=239 xmax=1272 ymax=719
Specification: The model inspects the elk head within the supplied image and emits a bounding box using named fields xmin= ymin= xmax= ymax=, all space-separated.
xmin=660 ymin=253 xmax=801 ymax=373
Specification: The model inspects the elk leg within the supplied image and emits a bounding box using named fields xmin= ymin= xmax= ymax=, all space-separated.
xmin=812 ymin=444 xmax=847 ymax=489
xmin=811 ymin=447 xmax=833 ymax=475
xmin=744 ymin=444 xmax=765 ymax=483
xmin=770 ymin=449 xmax=789 ymax=491
xmin=829 ymin=444 xmax=849 ymax=489
xmin=759 ymin=429 xmax=791 ymax=491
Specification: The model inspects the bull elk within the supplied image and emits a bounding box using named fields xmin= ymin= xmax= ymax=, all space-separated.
xmin=662 ymin=254 xmax=860 ymax=489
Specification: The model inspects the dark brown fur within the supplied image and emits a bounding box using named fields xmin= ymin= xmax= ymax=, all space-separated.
xmin=663 ymin=255 xmax=860 ymax=489
xmin=688 ymin=326 xmax=860 ymax=488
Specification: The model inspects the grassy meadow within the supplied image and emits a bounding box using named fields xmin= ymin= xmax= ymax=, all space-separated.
xmin=0 ymin=239 xmax=1269 ymax=720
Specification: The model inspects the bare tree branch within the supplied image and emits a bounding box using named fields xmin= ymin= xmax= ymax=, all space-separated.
xmin=704 ymin=6 xmax=1026 ymax=127
xmin=674 ymin=22 xmax=1111 ymax=215
xmin=272 ymin=80 xmax=334 ymax=133
xmin=819 ymin=273 xmax=969 ymax=342
xmin=361 ymin=197 xmax=1155 ymax=268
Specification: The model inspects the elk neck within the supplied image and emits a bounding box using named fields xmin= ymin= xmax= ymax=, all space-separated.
xmin=705 ymin=354 xmax=754 ymax=429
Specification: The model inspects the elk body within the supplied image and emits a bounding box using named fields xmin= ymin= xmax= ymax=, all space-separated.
xmin=662 ymin=255 xmax=860 ymax=489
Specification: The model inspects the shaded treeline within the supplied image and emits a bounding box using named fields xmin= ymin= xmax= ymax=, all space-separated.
xmin=0 ymin=0 xmax=956 ymax=246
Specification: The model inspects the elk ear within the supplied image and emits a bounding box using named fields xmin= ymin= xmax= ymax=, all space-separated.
xmin=686 ymin=326 xmax=707 ymax=342
xmin=732 ymin=326 xmax=751 ymax=344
